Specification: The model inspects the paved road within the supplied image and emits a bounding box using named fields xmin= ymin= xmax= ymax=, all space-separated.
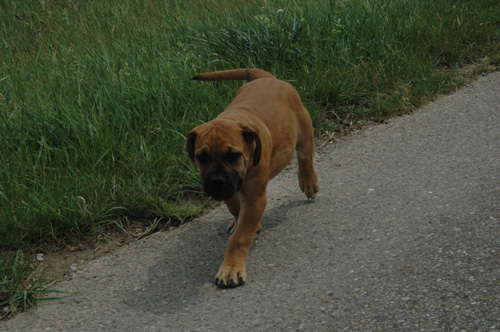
xmin=2 ymin=73 xmax=499 ymax=331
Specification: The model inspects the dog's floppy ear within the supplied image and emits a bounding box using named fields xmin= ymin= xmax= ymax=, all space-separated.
xmin=186 ymin=130 xmax=197 ymax=162
xmin=242 ymin=126 xmax=261 ymax=166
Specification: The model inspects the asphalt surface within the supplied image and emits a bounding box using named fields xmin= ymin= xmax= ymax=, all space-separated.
xmin=2 ymin=72 xmax=499 ymax=332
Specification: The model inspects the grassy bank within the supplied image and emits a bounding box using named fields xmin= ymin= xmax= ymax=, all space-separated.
xmin=1 ymin=0 xmax=499 ymax=317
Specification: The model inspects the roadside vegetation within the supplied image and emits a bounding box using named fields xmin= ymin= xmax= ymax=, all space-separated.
xmin=1 ymin=0 xmax=499 ymax=318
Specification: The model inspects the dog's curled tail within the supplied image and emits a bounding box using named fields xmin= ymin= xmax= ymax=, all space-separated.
xmin=192 ymin=69 xmax=275 ymax=82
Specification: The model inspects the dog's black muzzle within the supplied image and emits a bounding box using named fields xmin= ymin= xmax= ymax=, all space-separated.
xmin=203 ymin=171 xmax=242 ymax=202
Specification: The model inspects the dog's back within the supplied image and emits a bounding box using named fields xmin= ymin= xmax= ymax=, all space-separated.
xmin=192 ymin=69 xmax=275 ymax=82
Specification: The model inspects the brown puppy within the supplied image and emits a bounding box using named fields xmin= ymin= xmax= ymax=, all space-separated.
xmin=187 ymin=69 xmax=319 ymax=288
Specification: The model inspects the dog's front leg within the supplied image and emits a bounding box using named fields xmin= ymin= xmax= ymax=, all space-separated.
xmin=215 ymin=190 xmax=266 ymax=288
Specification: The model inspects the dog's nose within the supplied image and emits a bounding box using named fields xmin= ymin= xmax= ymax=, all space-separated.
xmin=209 ymin=174 xmax=226 ymax=187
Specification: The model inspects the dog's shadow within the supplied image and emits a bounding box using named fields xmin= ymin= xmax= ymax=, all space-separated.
xmin=125 ymin=198 xmax=315 ymax=315
xmin=260 ymin=198 xmax=314 ymax=231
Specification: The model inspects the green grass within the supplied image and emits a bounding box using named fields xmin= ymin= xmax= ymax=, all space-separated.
xmin=1 ymin=251 xmax=66 ymax=319
xmin=0 ymin=0 xmax=499 ymax=316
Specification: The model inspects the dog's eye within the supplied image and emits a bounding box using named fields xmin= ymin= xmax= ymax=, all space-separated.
xmin=196 ymin=153 xmax=210 ymax=163
xmin=225 ymin=152 xmax=242 ymax=163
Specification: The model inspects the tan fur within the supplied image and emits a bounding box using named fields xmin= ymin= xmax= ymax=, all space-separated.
xmin=187 ymin=69 xmax=319 ymax=288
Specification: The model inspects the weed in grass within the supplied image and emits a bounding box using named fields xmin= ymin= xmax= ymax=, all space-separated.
xmin=0 ymin=251 xmax=66 ymax=320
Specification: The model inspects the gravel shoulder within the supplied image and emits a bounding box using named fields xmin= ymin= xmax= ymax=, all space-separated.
xmin=2 ymin=72 xmax=499 ymax=332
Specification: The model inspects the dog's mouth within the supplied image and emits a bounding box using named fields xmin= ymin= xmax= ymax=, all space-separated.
xmin=209 ymin=192 xmax=233 ymax=202
xmin=203 ymin=173 xmax=242 ymax=202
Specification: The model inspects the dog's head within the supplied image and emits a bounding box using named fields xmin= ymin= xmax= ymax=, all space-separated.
xmin=186 ymin=119 xmax=261 ymax=201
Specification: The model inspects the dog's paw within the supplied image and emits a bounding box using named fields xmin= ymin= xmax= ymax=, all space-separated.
xmin=214 ymin=262 xmax=246 ymax=288
xmin=299 ymin=172 xmax=319 ymax=199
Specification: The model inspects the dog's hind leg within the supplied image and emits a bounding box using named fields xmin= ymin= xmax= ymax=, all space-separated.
xmin=225 ymin=193 xmax=262 ymax=234
xmin=225 ymin=194 xmax=240 ymax=234
xmin=296 ymin=109 xmax=319 ymax=199
xmin=297 ymin=151 xmax=319 ymax=199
